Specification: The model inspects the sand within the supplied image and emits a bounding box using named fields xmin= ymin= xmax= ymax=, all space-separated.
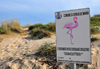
xmin=0 ymin=28 xmax=100 ymax=69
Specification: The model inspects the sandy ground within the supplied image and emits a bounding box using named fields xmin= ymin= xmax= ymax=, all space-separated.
xmin=0 ymin=28 xmax=57 ymax=69
xmin=88 ymin=40 xmax=100 ymax=69
xmin=0 ymin=28 xmax=100 ymax=69
xmin=91 ymin=34 xmax=100 ymax=39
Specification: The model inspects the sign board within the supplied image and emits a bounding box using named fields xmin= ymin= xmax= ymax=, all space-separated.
xmin=55 ymin=8 xmax=91 ymax=64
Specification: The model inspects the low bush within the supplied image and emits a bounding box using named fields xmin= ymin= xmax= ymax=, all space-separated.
xmin=91 ymin=27 xmax=100 ymax=34
xmin=40 ymin=23 xmax=56 ymax=32
xmin=91 ymin=37 xmax=99 ymax=42
xmin=43 ymin=30 xmax=51 ymax=37
xmin=31 ymin=28 xmax=41 ymax=36
xmin=40 ymin=25 xmax=49 ymax=30
xmin=35 ymin=43 xmax=56 ymax=56
xmin=0 ymin=28 xmax=6 ymax=34
xmin=0 ymin=27 xmax=11 ymax=34
xmin=37 ymin=33 xmax=44 ymax=39
xmin=93 ymin=14 xmax=100 ymax=17
xmin=28 ymin=25 xmax=34 ymax=30
xmin=29 ymin=23 xmax=56 ymax=32
xmin=31 ymin=28 xmax=51 ymax=37
xmin=47 ymin=23 xmax=55 ymax=32
xmin=90 ymin=16 xmax=100 ymax=26
xmin=29 ymin=23 xmax=43 ymax=30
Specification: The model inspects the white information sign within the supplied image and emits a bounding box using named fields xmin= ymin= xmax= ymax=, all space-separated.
xmin=55 ymin=8 xmax=91 ymax=64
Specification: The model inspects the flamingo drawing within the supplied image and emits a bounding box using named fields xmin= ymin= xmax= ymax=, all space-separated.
xmin=63 ymin=17 xmax=78 ymax=45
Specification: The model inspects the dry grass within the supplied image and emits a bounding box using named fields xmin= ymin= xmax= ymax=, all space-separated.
xmin=35 ymin=42 xmax=56 ymax=56
xmin=0 ymin=18 xmax=27 ymax=35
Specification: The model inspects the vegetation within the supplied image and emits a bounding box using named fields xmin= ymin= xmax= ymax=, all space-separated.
xmin=91 ymin=37 xmax=99 ymax=42
xmin=29 ymin=23 xmax=43 ymax=30
xmin=0 ymin=18 xmax=26 ymax=34
xmin=90 ymin=17 xmax=100 ymax=26
xmin=29 ymin=23 xmax=55 ymax=39
xmin=0 ymin=28 xmax=6 ymax=34
xmin=91 ymin=27 xmax=100 ymax=34
xmin=29 ymin=23 xmax=56 ymax=32
xmin=91 ymin=15 xmax=100 ymax=26
xmin=37 ymin=33 xmax=44 ymax=39
xmin=31 ymin=28 xmax=51 ymax=38
xmin=35 ymin=43 xmax=56 ymax=56
xmin=90 ymin=15 xmax=100 ymax=34
xmin=93 ymin=14 xmax=100 ymax=17
xmin=45 ymin=23 xmax=55 ymax=32
xmin=1 ymin=14 xmax=100 ymax=35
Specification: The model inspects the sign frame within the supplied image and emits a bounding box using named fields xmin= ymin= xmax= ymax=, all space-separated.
xmin=55 ymin=8 xmax=91 ymax=64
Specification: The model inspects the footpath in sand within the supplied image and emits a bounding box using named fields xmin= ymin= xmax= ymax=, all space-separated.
xmin=0 ymin=28 xmax=100 ymax=69
xmin=0 ymin=28 xmax=58 ymax=69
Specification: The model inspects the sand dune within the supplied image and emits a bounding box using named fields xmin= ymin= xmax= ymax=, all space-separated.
xmin=0 ymin=29 xmax=61 ymax=69
xmin=0 ymin=28 xmax=100 ymax=69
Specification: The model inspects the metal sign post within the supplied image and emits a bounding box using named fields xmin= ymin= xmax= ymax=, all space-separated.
xmin=55 ymin=8 xmax=91 ymax=69
xmin=70 ymin=63 xmax=76 ymax=69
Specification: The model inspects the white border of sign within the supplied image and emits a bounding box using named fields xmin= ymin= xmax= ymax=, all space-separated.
xmin=55 ymin=8 xmax=91 ymax=64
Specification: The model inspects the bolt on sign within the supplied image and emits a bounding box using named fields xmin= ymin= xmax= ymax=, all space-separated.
xmin=55 ymin=8 xmax=91 ymax=64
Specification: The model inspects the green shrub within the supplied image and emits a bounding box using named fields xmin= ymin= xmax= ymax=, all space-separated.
xmin=40 ymin=25 xmax=49 ymax=30
xmin=29 ymin=23 xmax=43 ymax=30
xmin=40 ymin=23 xmax=56 ymax=32
xmin=91 ymin=27 xmax=100 ymax=34
xmin=35 ymin=43 xmax=56 ymax=56
xmin=31 ymin=28 xmax=51 ymax=37
xmin=90 ymin=17 xmax=100 ymax=26
xmin=47 ymin=23 xmax=55 ymax=32
xmin=93 ymin=14 xmax=100 ymax=17
xmin=31 ymin=28 xmax=41 ymax=36
xmin=0 ymin=28 xmax=6 ymax=34
xmin=29 ymin=23 xmax=56 ymax=32
xmin=43 ymin=30 xmax=51 ymax=37
xmin=37 ymin=33 xmax=44 ymax=39
xmin=28 ymin=25 xmax=34 ymax=30
xmin=91 ymin=37 xmax=99 ymax=42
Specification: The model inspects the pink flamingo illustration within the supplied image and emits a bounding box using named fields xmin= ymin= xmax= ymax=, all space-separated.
xmin=63 ymin=17 xmax=78 ymax=45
